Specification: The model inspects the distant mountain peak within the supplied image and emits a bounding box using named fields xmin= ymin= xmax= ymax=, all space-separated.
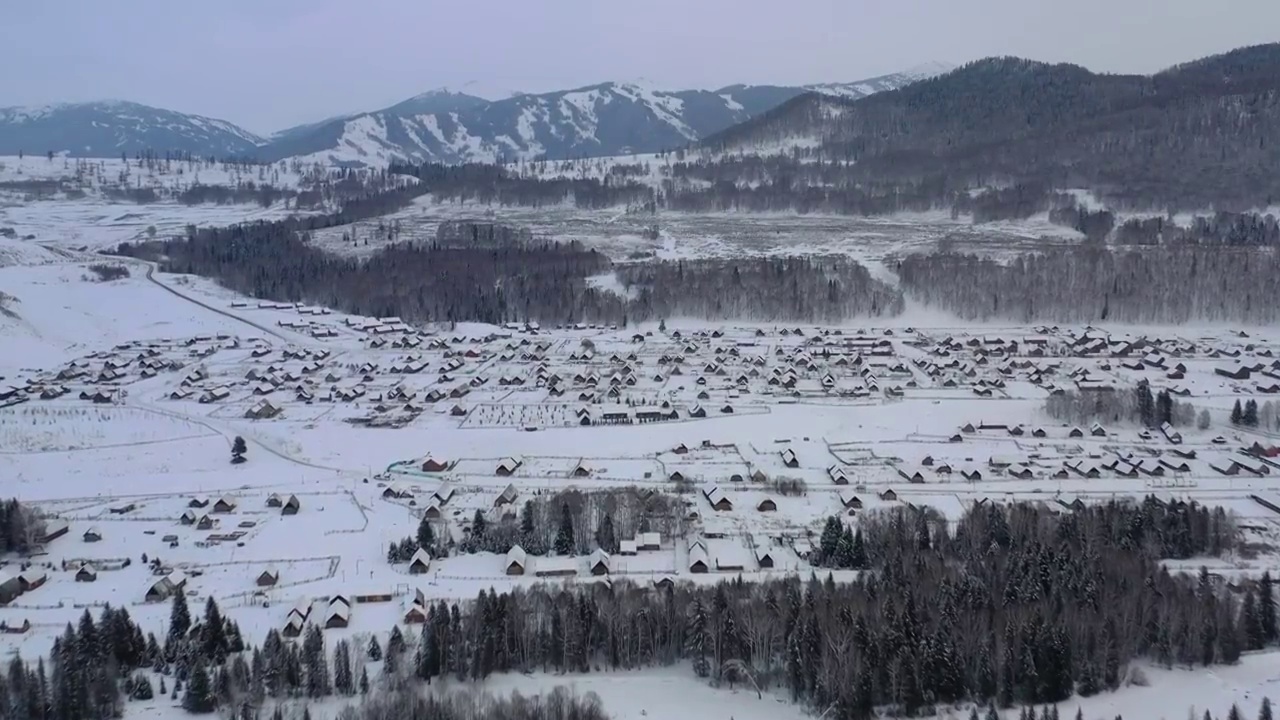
xmin=263 ymin=64 xmax=941 ymax=166
xmin=0 ymin=100 xmax=263 ymax=156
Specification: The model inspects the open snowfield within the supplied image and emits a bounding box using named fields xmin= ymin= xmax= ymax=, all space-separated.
xmin=0 ymin=155 xmax=324 ymax=253
xmin=5 ymin=207 xmax=1280 ymax=719
xmin=304 ymin=192 xmax=1084 ymax=264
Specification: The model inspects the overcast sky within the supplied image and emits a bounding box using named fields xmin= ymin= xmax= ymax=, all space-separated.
xmin=4 ymin=0 xmax=1279 ymax=134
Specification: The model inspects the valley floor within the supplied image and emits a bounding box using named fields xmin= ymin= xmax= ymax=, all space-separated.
xmin=2 ymin=230 xmax=1280 ymax=720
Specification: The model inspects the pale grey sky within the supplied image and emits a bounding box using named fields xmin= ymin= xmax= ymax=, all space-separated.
xmin=4 ymin=0 xmax=1278 ymax=134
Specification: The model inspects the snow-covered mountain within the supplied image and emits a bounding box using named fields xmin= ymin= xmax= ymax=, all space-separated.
xmin=0 ymin=101 xmax=264 ymax=158
xmin=257 ymin=64 xmax=953 ymax=166
xmin=0 ymin=64 xmax=951 ymax=165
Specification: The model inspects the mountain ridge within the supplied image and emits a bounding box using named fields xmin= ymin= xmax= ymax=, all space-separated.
xmin=0 ymin=63 xmax=951 ymax=164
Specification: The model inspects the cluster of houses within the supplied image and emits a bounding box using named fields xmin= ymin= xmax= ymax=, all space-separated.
xmin=502 ymin=545 xmax=612 ymax=577
xmin=3 ymin=336 xmax=245 ymax=407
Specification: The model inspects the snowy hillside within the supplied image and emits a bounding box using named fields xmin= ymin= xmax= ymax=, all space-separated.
xmin=258 ymin=64 xmax=953 ymax=167
xmin=0 ymin=101 xmax=264 ymax=158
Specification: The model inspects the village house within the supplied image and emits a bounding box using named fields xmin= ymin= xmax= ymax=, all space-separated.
xmin=281 ymin=495 xmax=301 ymax=515
xmin=494 ymin=484 xmax=519 ymax=507
xmin=589 ymin=549 xmax=611 ymax=576
xmin=505 ymin=545 xmax=528 ymax=575
xmin=75 ymin=564 xmax=98 ymax=582
xmin=408 ymin=548 xmax=432 ymax=575
xmin=257 ymin=568 xmax=280 ymax=587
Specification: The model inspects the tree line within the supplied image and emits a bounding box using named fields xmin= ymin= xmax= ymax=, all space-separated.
xmin=896 ymin=247 xmax=1280 ymax=324
xmin=1043 ymin=383 xmax=1200 ymax=429
xmin=1 ymin=499 xmax=1272 ymax=719
xmin=0 ymin=498 xmax=47 ymax=554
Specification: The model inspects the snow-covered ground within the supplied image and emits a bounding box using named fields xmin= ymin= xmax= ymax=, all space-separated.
xmin=4 ymin=205 xmax=1280 ymax=719
xmin=305 ymin=193 xmax=1085 ymax=263
xmin=0 ymin=155 xmax=331 ymax=253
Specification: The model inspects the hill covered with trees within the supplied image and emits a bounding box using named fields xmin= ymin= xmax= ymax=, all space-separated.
xmin=700 ymin=44 xmax=1280 ymax=212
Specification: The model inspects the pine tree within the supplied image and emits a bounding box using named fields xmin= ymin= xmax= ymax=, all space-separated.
xmin=201 ymin=597 xmax=228 ymax=664
xmin=1137 ymin=382 xmax=1155 ymax=427
xmin=367 ymin=636 xmax=382 ymax=662
xmin=169 ymin=592 xmax=191 ymax=645
xmin=471 ymin=510 xmax=487 ymax=539
xmin=416 ymin=516 xmax=435 ymax=555
xmin=596 ymin=513 xmax=616 ymax=553
xmin=302 ymin=625 xmax=329 ymax=698
xmin=834 ymin=526 xmax=855 ymax=568
xmin=851 ymin=527 xmax=867 ymax=568
xmin=1156 ymin=389 xmax=1174 ymax=427
xmin=182 ymin=661 xmax=216 ymax=714
xmin=553 ymin=502 xmax=575 ymax=555
xmin=358 ymin=666 xmax=369 ymax=695
xmin=818 ymin=516 xmax=842 ymax=565
xmin=333 ymin=640 xmax=352 ymax=696
xmin=1229 ymin=704 xmax=1244 ymax=720
xmin=1260 ymin=697 xmax=1273 ymax=720
xmin=686 ymin=597 xmax=710 ymax=678
xmin=231 ymin=436 xmax=247 ymax=464
xmin=519 ymin=501 xmax=536 ymax=538
xmin=1245 ymin=400 xmax=1260 ymax=427
xmin=1263 ymin=572 xmax=1278 ymax=644
xmin=1232 ymin=400 xmax=1244 ymax=426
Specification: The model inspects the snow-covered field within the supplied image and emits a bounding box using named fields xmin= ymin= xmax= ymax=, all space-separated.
xmin=0 ymin=155 xmax=327 ymax=254
xmin=305 ymin=192 xmax=1085 ymax=265
xmin=5 ymin=203 xmax=1280 ymax=719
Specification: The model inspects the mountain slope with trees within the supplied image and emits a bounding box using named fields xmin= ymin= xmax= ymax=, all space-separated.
xmin=701 ymin=44 xmax=1280 ymax=211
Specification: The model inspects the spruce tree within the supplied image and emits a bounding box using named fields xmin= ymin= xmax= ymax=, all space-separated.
xmin=1156 ymin=389 xmax=1173 ymax=427
xmin=367 ymin=636 xmax=382 ymax=662
xmin=1244 ymin=588 xmax=1265 ymax=650
xmin=182 ymin=661 xmax=215 ymax=714
xmin=471 ymin=510 xmax=487 ymax=539
xmin=1261 ymin=697 xmax=1274 ymax=720
xmin=201 ymin=597 xmax=228 ymax=664
xmin=1245 ymin=400 xmax=1260 ymax=427
xmin=359 ymin=665 xmax=369 ymax=694
xmin=333 ymin=640 xmax=352 ymax=696
xmin=686 ymin=597 xmax=710 ymax=678
xmin=596 ymin=513 xmax=616 ymax=553
xmin=851 ymin=527 xmax=867 ymax=568
xmin=1137 ymin=382 xmax=1155 ymax=427
xmin=416 ymin=515 xmax=435 ymax=555
xmin=519 ymin=501 xmax=536 ymax=538
xmin=1229 ymin=704 xmax=1244 ymax=720
xmin=818 ymin=516 xmax=841 ymax=564
xmin=834 ymin=526 xmax=855 ymax=568
xmin=553 ymin=502 xmax=575 ymax=555
xmin=169 ymin=592 xmax=191 ymax=645
xmin=1232 ymin=400 xmax=1244 ymax=426
xmin=1262 ymin=572 xmax=1278 ymax=644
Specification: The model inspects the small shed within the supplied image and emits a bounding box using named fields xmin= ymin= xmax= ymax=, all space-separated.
xmin=505 ymin=545 xmax=528 ymax=576
xmin=257 ymin=568 xmax=280 ymax=587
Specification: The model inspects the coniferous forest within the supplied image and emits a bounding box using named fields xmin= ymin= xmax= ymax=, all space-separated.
xmin=4 ymin=500 xmax=1274 ymax=720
